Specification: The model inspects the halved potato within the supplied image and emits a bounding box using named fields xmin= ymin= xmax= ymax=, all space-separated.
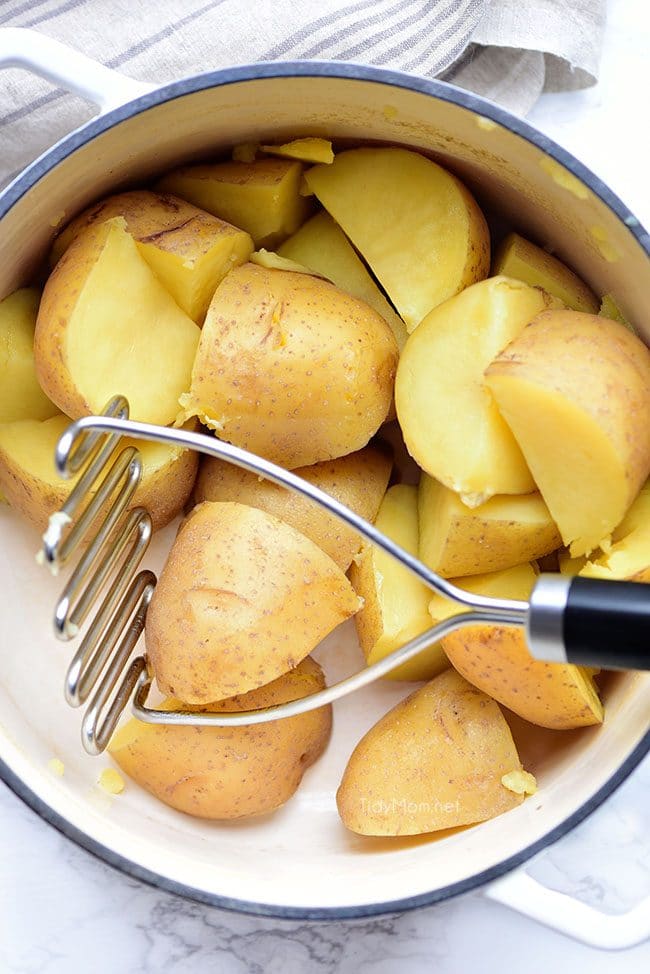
xmin=493 ymin=232 xmax=598 ymax=312
xmin=0 ymin=289 xmax=59 ymax=423
xmin=305 ymin=147 xmax=489 ymax=332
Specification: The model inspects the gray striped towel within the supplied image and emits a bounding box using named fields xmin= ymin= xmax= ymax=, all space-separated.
xmin=0 ymin=0 xmax=605 ymax=188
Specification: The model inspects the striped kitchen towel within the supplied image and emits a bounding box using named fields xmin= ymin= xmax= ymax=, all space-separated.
xmin=0 ymin=0 xmax=605 ymax=187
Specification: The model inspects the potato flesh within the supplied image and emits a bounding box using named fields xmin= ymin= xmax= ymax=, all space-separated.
xmin=418 ymin=474 xmax=561 ymax=577
xmin=261 ymin=138 xmax=334 ymax=164
xmin=348 ymin=484 xmax=449 ymax=681
xmin=305 ymin=147 xmax=490 ymax=332
xmin=0 ymin=289 xmax=58 ymax=423
xmin=579 ymin=481 xmax=650 ymax=581
xmin=493 ymin=232 xmax=598 ymax=313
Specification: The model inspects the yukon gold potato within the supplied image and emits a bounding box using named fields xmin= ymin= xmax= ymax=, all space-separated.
xmin=50 ymin=191 xmax=253 ymax=321
xmin=396 ymin=277 xmax=561 ymax=503
xmin=261 ymin=138 xmax=334 ymax=164
xmin=337 ymin=669 xmax=526 ymax=836
xmin=418 ymin=475 xmax=561 ymax=577
xmin=157 ymin=159 xmax=311 ymax=247
xmin=493 ymin=232 xmax=598 ymax=313
xmin=179 ymin=263 xmax=398 ymax=468
xmin=194 ymin=446 xmax=391 ymax=571
xmin=0 ymin=414 xmax=198 ymax=533
xmin=278 ymin=211 xmax=408 ymax=350
xmin=486 ymin=311 xmax=650 ymax=555
xmin=34 ymin=218 xmax=200 ymax=425
xmin=305 ymin=148 xmax=489 ymax=332
xmin=109 ymin=657 xmax=331 ymax=820
xmin=576 ymin=482 xmax=650 ymax=582
xmin=0 ymin=289 xmax=59 ymax=423
xmin=147 ymin=501 xmax=360 ymax=703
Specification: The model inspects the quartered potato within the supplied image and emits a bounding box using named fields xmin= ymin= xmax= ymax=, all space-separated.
xmin=0 ymin=289 xmax=59 ymax=423
xmin=573 ymin=481 xmax=650 ymax=582
xmin=493 ymin=232 xmax=598 ymax=313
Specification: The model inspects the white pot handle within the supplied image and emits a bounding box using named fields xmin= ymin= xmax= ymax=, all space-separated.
xmin=485 ymin=866 xmax=650 ymax=950
xmin=0 ymin=27 xmax=155 ymax=112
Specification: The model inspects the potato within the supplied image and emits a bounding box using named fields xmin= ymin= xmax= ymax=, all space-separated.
xmin=50 ymin=191 xmax=253 ymax=322
xmin=261 ymin=138 xmax=334 ymax=164
xmin=493 ymin=232 xmax=598 ymax=313
xmin=418 ymin=475 xmax=561 ymax=578
xmin=575 ymin=481 xmax=650 ymax=582
xmin=157 ymin=159 xmax=311 ymax=248
xmin=178 ymin=263 xmax=398 ymax=468
xmin=305 ymin=148 xmax=489 ymax=332
xmin=599 ymin=293 xmax=633 ymax=331
xmin=428 ymin=564 xmax=604 ymax=730
xmin=109 ymin=657 xmax=331 ymax=820
xmin=0 ymin=414 xmax=198 ymax=533
xmin=34 ymin=218 xmax=200 ymax=426
xmin=336 ymin=669 xmax=526 ymax=836
xmin=349 ymin=485 xmax=448 ymax=681
xmin=0 ymin=289 xmax=58 ymax=423
xmin=485 ymin=310 xmax=650 ymax=555
xmin=146 ymin=501 xmax=360 ymax=703
xmin=250 ymin=249 xmax=318 ymax=276
xmin=194 ymin=446 xmax=391 ymax=572
xmin=278 ymin=211 xmax=408 ymax=350
xmin=395 ymin=277 xmax=560 ymax=505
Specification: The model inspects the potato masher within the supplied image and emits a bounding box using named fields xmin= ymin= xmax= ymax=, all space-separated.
xmin=38 ymin=397 xmax=650 ymax=755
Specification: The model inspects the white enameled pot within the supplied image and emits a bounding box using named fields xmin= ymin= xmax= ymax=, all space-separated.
xmin=0 ymin=27 xmax=649 ymax=949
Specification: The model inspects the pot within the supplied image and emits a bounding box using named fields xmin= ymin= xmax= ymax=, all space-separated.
xmin=0 ymin=26 xmax=649 ymax=949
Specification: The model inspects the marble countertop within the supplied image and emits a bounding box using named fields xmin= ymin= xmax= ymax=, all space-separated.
xmin=1 ymin=0 xmax=649 ymax=970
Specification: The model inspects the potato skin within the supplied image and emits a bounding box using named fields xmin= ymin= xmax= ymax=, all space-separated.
xmin=109 ymin=657 xmax=332 ymax=820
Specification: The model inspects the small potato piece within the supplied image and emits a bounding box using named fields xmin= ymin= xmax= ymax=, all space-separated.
xmin=0 ymin=414 xmax=198 ymax=533
xmin=50 ymin=191 xmax=253 ymax=322
xmin=250 ymin=249 xmax=318 ymax=276
xmin=34 ymin=218 xmax=200 ymax=425
xmin=493 ymin=233 xmax=598 ymax=313
xmin=305 ymin=147 xmax=489 ymax=332
xmin=146 ymin=501 xmax=360 ymax=703
xmin=486 ymin=311 xmax=650 ymax=555
xmin=261 ymin=138 xmax=334 ymax=164
xmin=396 ymin=277 xmax=561 ymax=503
xmin=179 ymin=263 xmax=398 ymax=468
xmin=157 ymin=159 xmax=311 ymax=248
xmin=278 ymin=211 xmax=408 ymax=350
xmin=194 ymin=446 xmax=391 ymax=571
xmin=579 ymin=481 xmax=650 ymax=582
xmin=336 ymin=669 xmax=526 ymax=836
xmin=109 ymin=657 xmax=331 ymax=820
xmin=418 ymin=475 xmax=561 ymax=577
xmin=599 ymin=294 xmax=633 ymax=331
xmin=0 ymin=289 xmax=59 ymax=423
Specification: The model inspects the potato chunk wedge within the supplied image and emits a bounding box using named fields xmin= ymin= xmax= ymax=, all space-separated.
xmin=0 ymin=289 xmax=58 ymax=423
xmin=485 ymin=310 xmax=650 ymax=555
xmin=261 ymin=138 xmax=334 ymax=164
xmin=336 ymin=669 xmax=526 ymax=836
xmin=305 ymin=147 xmax=489 ymax=332
xmin=493 ymin=232 xmax=598 ymax=312
xmin=578 ymin=481 xmax=650 ymax=582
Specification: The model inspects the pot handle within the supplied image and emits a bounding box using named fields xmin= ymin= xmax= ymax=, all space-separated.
xmin=0 ymin=27 xmax=155 ymax=112
xmin=485 ymin=867 xmax=650 ymax=949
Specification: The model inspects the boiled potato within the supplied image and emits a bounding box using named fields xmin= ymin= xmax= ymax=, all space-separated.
xmin=146 ymin=501 xmax=360 ymax=703
xmin=178 ymin=263 xmax=398 ymax=469
xmin=194 ymin=446 xmax=391 ymax=572
xmin=336 ymin=668 xmax=527 ymax=836
xmin=34 ymin=217 xmax=200 ymax=425
xmin=599 ymin=293 xmax=633 ymax=331
xmin=157 ymin=159 xmax=311 ymax=248
xmin=0 ymin=289 xmax=59 ymax=423
xmin=574 ymin=481 xmax=650 ymax=582
xmin=418 ymin=475 xmax=561 ymax=577
xmin=0 ymin=414 xmax=198 ymax=533
xmin=50 ymin=191 xmax=253 ymax=322
xmin=278 ymin=211 xmax=408 ymax=350
xmin=349 ymin=485 xmax=448 ymax=681
xmin=395 ymin=277 xmax=561 ymax=504
xmin=261 ymin=138 xmax=334 ymax=164
xmin=250 ymin=249 xmax=318 ymax=276
xmin=428 ymin=564 xmax=604 ymax=729
xmin=485 ymin=310 xmax=650 ymax=555
xmin=493 ymin=232 xmax=598 ymax=312
xmin=305 ymin=147 xmax=489 ymax=332
xmin=109 ymin=657 xmax=331 ymax=820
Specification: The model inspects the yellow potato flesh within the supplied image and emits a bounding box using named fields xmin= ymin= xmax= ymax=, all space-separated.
xmin=157 ymin=159 xmax=311 ymax=248
xmin=418 ymin=475 xmax=561 ymax=578
xmin=493 ymin=232 xmax=598 ymax=313
xmin=579 ymin=482 xmax=650 ymax=582
xmin=336 ymin=669 xmax=525 ymax=836
xmin=250 ymin=248 xmax=317 ymax=276
xmin=305 ymin=147 xmax=489 ymax=332
xmin=486 ymin=311 xmax=650 ymax=555
xmin=348 ymin=484 xmax=448 ymax=681
xmin=193 ymin=446 xmax=391 ymax=572
xmin=599 ymin=293 xmax=633 ymax=332
xmin=261 ymin=138 xmax=334 ymax=164
xmin=278 ymin=211 xmax=408 ymax=350
xmin=109 ymin=657 xmax=332 ymax=820
xmin=0 ymin=289 xmax=58 ymax=423
xmin=395 ymin=277 xmax=560 ymax=503
xmin=146 ymin=501 xmax=361 ymax=703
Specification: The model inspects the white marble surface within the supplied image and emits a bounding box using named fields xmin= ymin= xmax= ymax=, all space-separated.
xmin=1 ymin=0 xmax=650 ymax=969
